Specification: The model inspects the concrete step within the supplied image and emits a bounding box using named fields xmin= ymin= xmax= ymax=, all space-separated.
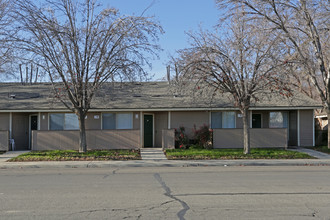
xmin=140 ymin=148 xmax=167 ymax=160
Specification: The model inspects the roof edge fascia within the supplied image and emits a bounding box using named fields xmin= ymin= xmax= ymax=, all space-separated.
xmin=0 ymin=106 xmax=321 ymax=113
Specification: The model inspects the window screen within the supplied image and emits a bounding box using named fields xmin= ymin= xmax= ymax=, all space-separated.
xmin=49 ymin=113 xmax=79 ymax=130
xmin=49 ymin=114 xmax=64 ymax=130
xmin=102 ymin=113 xmax=116 ymax=129
xmin=269 ymin=112 xmax=288 ymax=128
xmin=211 ymin=111 xmax=236 ymax=129
xmin=211 ymin=112 xmax=222 ymax=129
xmin=102 ymin=113 xmax=133 ymax=129
xmin=222 ymin=112 xmax=235 ymax=128
xmin=116 ymin=113 xmax=133 ymax=129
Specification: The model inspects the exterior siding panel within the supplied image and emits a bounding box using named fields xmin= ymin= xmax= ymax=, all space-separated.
xmin=299 ymin=110 xmax=313 ymax=146
xmin=32 ymin=130 xmax=140 ymax=150
xmin=213 ymin=128 xmax=287 ymax=148
xmin=154 ymin=112 xmax=168 ymax=147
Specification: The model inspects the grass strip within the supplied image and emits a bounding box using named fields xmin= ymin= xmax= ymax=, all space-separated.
xmin=165 ymin=148 xmax=314 ymax=160
xmin=8 ymin=149 xmax=141 ymax=162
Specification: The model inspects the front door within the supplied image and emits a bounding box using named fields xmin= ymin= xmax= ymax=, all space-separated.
xmin=30 ymin=115 xmax=38 ymax=150
xmin=12 ymin=113 xmax=29 ymax=150
xmin=144 ymin=115 xmax=153 ymax=147
xmin=252 ymin=114 xmax=262 ymax=128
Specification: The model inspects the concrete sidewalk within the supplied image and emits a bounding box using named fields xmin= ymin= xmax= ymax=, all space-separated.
xmin=0 ymin=151 xmax=30 ymax=163
xmin=289 ymin=147 xmax=330 ymax=159
xmin=1 ymin=148 xmax=330 ymax=169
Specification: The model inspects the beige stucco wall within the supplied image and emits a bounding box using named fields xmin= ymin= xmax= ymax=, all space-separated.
xmin=213 ymin=128 xmax=287 ymax=148
xmin=132 ymin=112 xmax=140 ymax=130
xmin=299 ymin=110 xmax=313 ymax=146
xmin=0 ymin=113 xmax=9 ymax=130
xmin=162 ymin=129 xmax=175 ymax=149
xmin=171 ymin=111 xmax=209 ymax=137
xmin=85 ymin=113 xmax=101 ymax=130
xmin=213 ymin=129 xmax=243 ymax=148
xmin=154 ymin=112 xmax=168 ymax=147
xmin=235 ymin=111 xmax=244 ymax=129
xmin=32 ymin=130 xmax=140 ymax=150
xmin=0 ymin=130 xmax=9 ymax=151
xmin=40 ymin=113 xmax=48 ymax=130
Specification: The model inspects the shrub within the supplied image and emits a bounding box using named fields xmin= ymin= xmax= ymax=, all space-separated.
xmin=193 ymin=124 xmax=213 ymax=149
xmin=175 ymin=126 xmax=189 ymax=149
xmin=189 ymin=144 xmax=204 ymax=150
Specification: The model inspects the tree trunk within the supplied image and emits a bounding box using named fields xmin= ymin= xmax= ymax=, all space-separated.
xmin=78 ymin=111 xmax=87 ymax=153
xmin=242 ymin=108 xmax=250 ymax=154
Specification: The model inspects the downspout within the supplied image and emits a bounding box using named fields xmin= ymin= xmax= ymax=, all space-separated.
xmin=9 ymin=112 xmax=12 ymax=140
xmin=168 ymin=111 xmax=171 ymax=129
xmin=312 ymin=110 xmax=315 ymax=147
xmin=9 ymin=112 xmax=12 ymax=151
xmin=297 ymin=110 xmax=300 ymax=147
xmin=140 ymin=111 xmax=143 ymax=148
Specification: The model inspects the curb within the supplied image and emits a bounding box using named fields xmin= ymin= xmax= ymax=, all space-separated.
xmin=1 ymin=159 xmax=330 ymax=169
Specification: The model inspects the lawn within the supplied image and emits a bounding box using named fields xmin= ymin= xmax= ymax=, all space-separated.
xmin=165 ymin=148 xmax=314 ymax=160
xmin=308 ymin=146 xmax=330 ymax=154
xmin=8 ymin=149 xmax=141 ymax=162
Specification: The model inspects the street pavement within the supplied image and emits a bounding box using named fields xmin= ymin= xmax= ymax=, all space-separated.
xmin=1 ymin=147 xmax=330 ymax=169
xmin=0 ymin=166 xmax=330 ymax=219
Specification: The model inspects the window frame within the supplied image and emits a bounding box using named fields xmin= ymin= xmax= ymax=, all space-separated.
xmin=269 ymin=111 xmax=288 ymax=128
xmin=102 ymin=112 xmax=133 ymax=130
xmin=49 ymin=113 xmax=79 ymax=131
xmin=211 ymin=111 xmax=236 ymax=129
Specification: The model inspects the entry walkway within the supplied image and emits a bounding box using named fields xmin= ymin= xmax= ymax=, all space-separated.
xmin=0 ymin=151 xmax=30 ymax=163
xmin=140 ymin=148 xmax=167 ymax=160
xmin=289 ymin=147 xmax=330 ymax=159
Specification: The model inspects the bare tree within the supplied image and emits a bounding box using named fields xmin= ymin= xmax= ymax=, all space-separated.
xmin=13 ymin=0 xmax=163 ymax=152
xmin=217 ymin=0 xmax=330 ymax=147
xmin=0 ymin=0 xmax=13 ymax=77
xmin=174 ymin=13 xmax=290 ymax=154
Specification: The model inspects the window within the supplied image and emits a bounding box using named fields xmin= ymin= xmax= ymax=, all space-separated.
xmin=102 ymin=113 xmax=133 ymax=129
xmin=211 ymin=112 xmax=222 ymax=129
xmin=211 ymin=112 xmax=236 ymax=129
xmin=269 ymin=112 xmax=288 ymax=128
xmin=49 ymin=113 xmax=79 ymax=130
xmin=102 ymin=113 xmax=116 ymax=129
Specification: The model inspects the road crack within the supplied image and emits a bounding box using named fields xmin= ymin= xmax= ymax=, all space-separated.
xmin=154 ymin=173 xmax=190 ymax=220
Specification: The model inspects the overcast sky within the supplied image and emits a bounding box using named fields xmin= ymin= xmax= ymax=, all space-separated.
xmin=104 ymin=0 xmax=219 ymax=80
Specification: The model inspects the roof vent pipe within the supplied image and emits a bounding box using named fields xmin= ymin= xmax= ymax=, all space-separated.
xmin=166 ymin=65 xmax=170 ymax=83
xmin=9 ymin=94 xmax=16 ymax=99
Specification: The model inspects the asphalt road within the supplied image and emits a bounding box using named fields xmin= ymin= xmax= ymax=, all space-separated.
xmin=0 ymin=166 xmax=330 ymax=220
